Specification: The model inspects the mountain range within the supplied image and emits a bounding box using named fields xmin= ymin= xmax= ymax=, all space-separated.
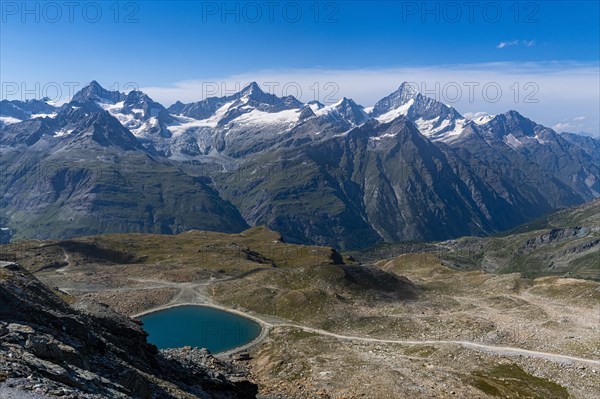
xmin=1 ymin=81 xmax=598 ymax=249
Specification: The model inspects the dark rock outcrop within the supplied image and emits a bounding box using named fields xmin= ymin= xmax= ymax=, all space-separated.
xmin=0 ymin=263 xmax=258 ymax=398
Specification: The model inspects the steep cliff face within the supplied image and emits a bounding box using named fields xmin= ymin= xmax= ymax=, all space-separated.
xmin=0 ymin=262 xmax=257 ymax=399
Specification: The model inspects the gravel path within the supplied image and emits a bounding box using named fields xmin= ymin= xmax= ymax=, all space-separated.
xmin=70 ymin=278 xmax=600 ymax=367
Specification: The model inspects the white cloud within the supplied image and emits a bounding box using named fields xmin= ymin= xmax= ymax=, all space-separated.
xmin=551 ymin=115 xmax=595 ymax=133
xmin=497 ymin=39 xmax=536 ymax=49
xmin=553 ymin=122 xmax=574 ymax=131
xmin=463 ymin=111 xmax=491 ymax=119
xmin=497 ymin=40 xmax=520 ymax=49
xmin=140 ymin=61 xmax=600 ymax=135
xmin=7 ymin=63 xmax=589 ymax=133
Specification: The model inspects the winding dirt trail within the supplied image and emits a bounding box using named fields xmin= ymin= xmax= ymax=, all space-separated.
xmin=273 ymin=323 xmax=600 ymax=366
xmin=55 ymin=248 xmax=74 ymax=274
xmin=124 ymin=279 xmax=600 ymax=366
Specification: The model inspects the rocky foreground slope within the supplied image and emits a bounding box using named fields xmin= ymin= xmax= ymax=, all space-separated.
xmin=2 ymin=220 xmax=599 ymax=398
xmin=0 ymin=261 xmax=257 ymax=399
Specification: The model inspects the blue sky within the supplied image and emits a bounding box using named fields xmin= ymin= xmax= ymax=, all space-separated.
xmin=1 ymin=1 xmax=599 ymax=134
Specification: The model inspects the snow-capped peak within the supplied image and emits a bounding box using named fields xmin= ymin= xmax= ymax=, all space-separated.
xmin=240 ymin=81 xmax=263 ymax=96
xmin=308 ymin=101 xmax=325 ymax=112
xmin=311 ymin=97 xmax=369 ymax=126
xmin=371 ymin=82 xmax=466 ymax=141
xmin=71 ymin=81 xmax=125 ymax=105
xmin=375 ymin=98 xmax=414 ymax=123
xmin=397 ymin=81 xmax=420 ymax=98
xmin=465 ymin=112 xmax=495 ymax=125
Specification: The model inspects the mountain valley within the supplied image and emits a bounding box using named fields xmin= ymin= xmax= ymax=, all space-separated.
xmin=1 ymin=201 xmax=598 ymax=398
xmin=2 ymin=81 xmax=598 ymax=249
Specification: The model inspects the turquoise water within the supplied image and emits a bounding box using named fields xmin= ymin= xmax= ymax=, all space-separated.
xmin=139 ymin=305 xmax=262 ymax=352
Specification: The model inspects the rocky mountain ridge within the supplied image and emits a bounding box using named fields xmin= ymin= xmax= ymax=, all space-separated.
xmin=1 ymin=81 xmax=598 ymax=249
